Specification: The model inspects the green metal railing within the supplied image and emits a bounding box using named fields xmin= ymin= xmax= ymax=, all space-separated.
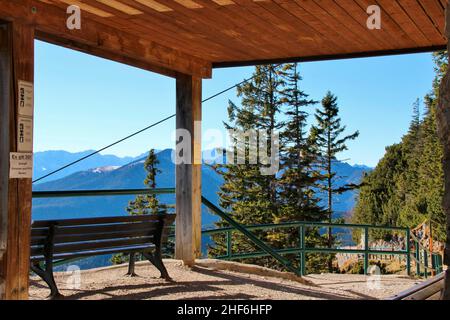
xmin=202 ymin=219 xmax=412 ymax=276
xmin=32 ymin=188 xmax=442 ymax=277
xmin=410 ymin=233 xmax=443 ymax=278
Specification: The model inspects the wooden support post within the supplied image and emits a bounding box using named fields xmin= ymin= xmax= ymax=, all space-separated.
xmin=175 ymin=73 xmax=202 ymax=266
xmin=436 ymin=3 xmax=450 ymax=301
xmin=0 ymin=21 xmax=34 ymax=300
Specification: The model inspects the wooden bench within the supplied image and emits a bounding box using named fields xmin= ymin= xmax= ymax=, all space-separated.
xmin=30 ymin=214 xmax=175 ymax=299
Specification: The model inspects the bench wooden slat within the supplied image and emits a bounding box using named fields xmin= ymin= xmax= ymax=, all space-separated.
xmin=31 ymin=221 xmax=160 ymax=237
xmin=31 ymin=244 xmax=155 ymax=262
xmin=31 ymin=229 xmax=156 ymax=246
xmin=32 ymin=225 xmax=172 ymax=245
xmin=31 ymin=236 xmax=157 ymax=257
xmin=31 ymin=214 xmax=168 ymax=228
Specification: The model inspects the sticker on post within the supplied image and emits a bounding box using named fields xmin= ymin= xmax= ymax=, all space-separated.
xmin=17 ymin=116 xmax=33 ymax=152
xmin=18 ymin=80 xmax=34 ymax=117
xmin=9 ymin=152 xmax=33 ymax=179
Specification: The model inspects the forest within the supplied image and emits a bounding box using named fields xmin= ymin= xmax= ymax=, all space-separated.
xmin=353 ymin=52 xmax=447 ymax=243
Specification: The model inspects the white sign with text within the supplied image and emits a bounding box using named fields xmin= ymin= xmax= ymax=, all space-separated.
xmin=9 ymin=152 xmax=33 ymax=179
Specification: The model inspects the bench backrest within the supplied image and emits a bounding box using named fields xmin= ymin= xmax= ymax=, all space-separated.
xmin=30 ymin=214 xmax=176 ymax=262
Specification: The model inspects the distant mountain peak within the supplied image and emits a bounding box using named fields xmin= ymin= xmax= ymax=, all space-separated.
xmin=90 ymin=166 xmax=121 ymax=173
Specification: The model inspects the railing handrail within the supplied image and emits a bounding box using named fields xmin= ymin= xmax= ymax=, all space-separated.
xmin=203 ymin=221 xmax=409 ymax=234
xmin=32 ymin=188 xmax=176 ymax=198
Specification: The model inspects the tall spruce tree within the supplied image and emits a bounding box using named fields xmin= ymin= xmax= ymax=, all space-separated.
xmin=309 ymin=92 xmax=359 ymax=271
xmin=278 ymin=63 xmax=325 ymax=222
xmin=276 ymin=64 xmax=329 ymax=273
xmin=209 ymin=65 xmax=286 ymax=269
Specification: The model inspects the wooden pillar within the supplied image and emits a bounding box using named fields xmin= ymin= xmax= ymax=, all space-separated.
xmin=0 ymin=21 xmax=34 ymax=300
xmin=175 ymin=73 xmax=202 ymax=266
xmin=436 ymin=3 xmax=450 ymax=300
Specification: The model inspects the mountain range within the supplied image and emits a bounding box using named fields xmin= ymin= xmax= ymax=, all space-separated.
xmin=32 ymin=149 xmax=369 ymax=223
xmin=32 ymin=149 xmax=370 ymax=269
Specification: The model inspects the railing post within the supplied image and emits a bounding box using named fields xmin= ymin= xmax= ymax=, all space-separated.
xmin=406 ymin=228 xmax=411 ymax=276
xmin=364 ymin=227 xmax=369 ymax=275
xmin=226 ymin=230 xmax=232 ymax=259
xmin=431 ymin=252 xmax=436 ymax=276
xmin=299 ymin=225 xmax=306 ymax=276
xmin=416 ymin=240 xmax=420 ymax=276
xmin=423 ymin=248 xmax=428 ymax=278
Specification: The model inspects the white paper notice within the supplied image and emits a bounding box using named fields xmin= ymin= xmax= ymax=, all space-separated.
xmin=18 ymin=80 xmax=34 ymax=117
xmin=17 ymin=116 xmax=33 ymax=152
xmin=9 ymin=152 xmax=33 ymax=179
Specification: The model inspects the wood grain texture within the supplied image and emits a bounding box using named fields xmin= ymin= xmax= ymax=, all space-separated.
xmin=435 ymin=1 xmax=450 ymax=301
xmin=0 ymin=22 xmax=12 ymax=301
xmin=0 ymin=0 xmax=446 ymax=71
xmin=0 ymin=20 xmax=34 ymax=300
xmin=0 ymin=0 xmax=212 ymax=78
xmin=175 ymin=74 xmax=202 ymax=266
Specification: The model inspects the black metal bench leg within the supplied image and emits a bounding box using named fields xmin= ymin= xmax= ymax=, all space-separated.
xmin=31 ymin=262 xmax=62 ymax=300
xmin=143 ymin=250 xmax=172 ymax=281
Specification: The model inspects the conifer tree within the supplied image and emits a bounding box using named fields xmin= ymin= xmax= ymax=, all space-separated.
xmin=209 ymin=65 xmax=285 ymax=269
xmin=278 ymin=63 xmax=325 ymax=222
xmin=127 ymin=149 xmax=164 ymax=216
xmin=111 ymin=149 xmax=166 ymax=270
xmin=309 ymin=92 xmax=359 ymax=271
xmin=276 ymin=64 xmax=329 ymax=272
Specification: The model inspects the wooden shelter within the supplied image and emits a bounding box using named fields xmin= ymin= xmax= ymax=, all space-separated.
xmin=0 ymin=0 xmax=449 ymax=300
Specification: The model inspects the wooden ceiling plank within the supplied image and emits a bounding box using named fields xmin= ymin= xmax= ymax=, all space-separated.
xmin=212 ymin=44 xmax=447 ymax=68
xmin=48 ymin=0 xmax=229 ymax=61
xmin=0 ymin=0 xmax=212 ymax=78
xmin=267 ymin=0 xmax=351 ymax=54
xmin=134 ymin=0 xmax=275 ymax=59
xmin=398 ymin=0 xmax=445 ymax=44
xmin=134 ymin=0 xmax=173 ymax=13
xmin=334 ymin=0 xmax=401 ymax=50
xmin=233 ymin=0 xmax=345 ymax=56
xmin=94 ymin=0 xmax=143 ymax=15
xmin=356 ymin=0 xmax=417 ymax=48
xmin=439 ymin=0 xmax=449 ymax=9
xmin=193 ymin=0 xmax=302 ymax=58
xmin=288 ymin=0 xmax=368 ymax=51
xmin=376 ymin=0 xmax=432 ymax=47
xmin=417 ymin=0 xmax=445 ymax=33
xmin=58 ymin=0 xmax=113 ymax=17
xmin=116 ymin=0 xmax=251 ymax=60
xmin=198 ymin=0 xmax=323 ymax=58
xmin=259 ymin=0 xmax=348 ymax=53
xmin=313 ymin=0 xmax=391 ymax=51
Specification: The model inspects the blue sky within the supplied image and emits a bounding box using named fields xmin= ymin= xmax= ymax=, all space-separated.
xmin=34 ymin=40 xmax=436 ymax=167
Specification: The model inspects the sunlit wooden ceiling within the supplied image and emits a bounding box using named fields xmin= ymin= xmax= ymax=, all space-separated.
xmin=0 ymin=0 xmax=448 ymax=78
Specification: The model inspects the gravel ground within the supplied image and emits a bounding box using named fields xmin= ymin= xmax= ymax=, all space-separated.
xmin=29 ymin=259 xmax=421 ymax=300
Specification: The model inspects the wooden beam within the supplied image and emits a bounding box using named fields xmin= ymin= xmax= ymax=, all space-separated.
xmin=0 ymin=0 xmax=212 ymax=79
xmin=212 ymin=45 xmax=447 ymax=69
xmin=0 ymin=21 xmax=34 ymax=300
xmin=175 ymin=73 xmax=202 ymax=266
xmin=436 ymin=1 xmax=450 ymax=301
xmin=0 ymin=21 xmax=12 ymax=300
